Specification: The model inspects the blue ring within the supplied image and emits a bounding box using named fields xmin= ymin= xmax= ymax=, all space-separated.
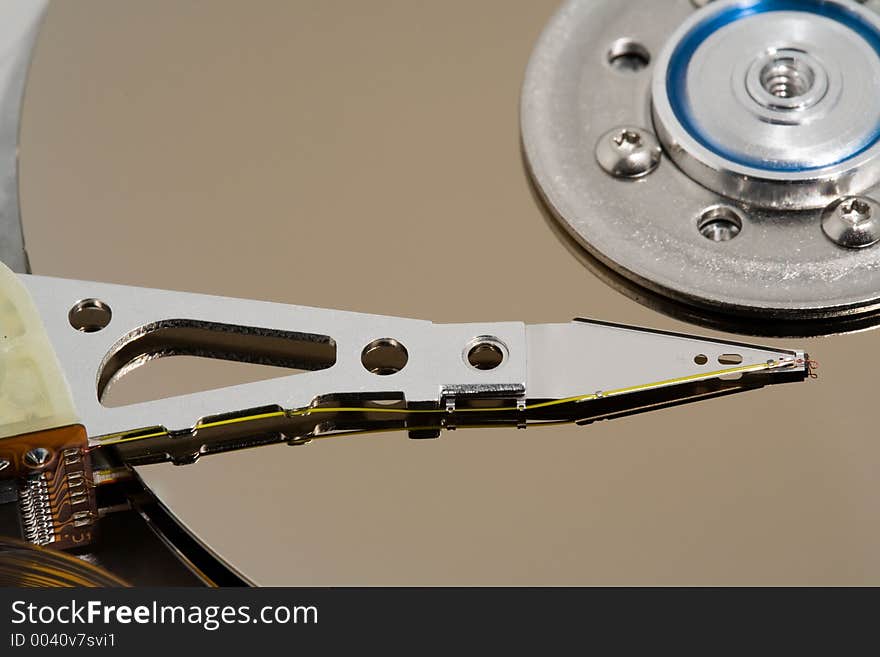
xmin=665 ymin=0 xmax=880 ymax=172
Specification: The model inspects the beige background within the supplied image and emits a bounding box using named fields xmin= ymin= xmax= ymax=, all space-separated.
xmin=18 ymin=0 xmax=880 ymax=584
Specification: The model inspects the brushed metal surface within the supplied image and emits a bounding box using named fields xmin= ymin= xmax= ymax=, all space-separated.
xmin=19 ymin=0 xmax=880 ymax=585
xmin=522 ymin=0 xmax=880 ymax=326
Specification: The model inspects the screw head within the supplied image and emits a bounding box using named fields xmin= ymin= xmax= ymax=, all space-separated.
xmin=596 ymin=127 xmax=662 ymax=179
xmin=822 ymin=196 xmax=880 ymax=248
xmin=24 ymin=447 xmax=52 ymax=468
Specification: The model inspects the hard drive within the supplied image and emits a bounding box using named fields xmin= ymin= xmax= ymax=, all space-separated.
xmin=2 ymin=0 xmax=879 ymax=586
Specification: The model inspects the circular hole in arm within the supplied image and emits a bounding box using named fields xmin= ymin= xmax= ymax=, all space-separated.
xmin=69 ymin=299 xmax=112 ymax=333
xmin=466 ymin=338 xmax=507 ymax=371
xmin=361 ymin=338 xmax=408 ymax=375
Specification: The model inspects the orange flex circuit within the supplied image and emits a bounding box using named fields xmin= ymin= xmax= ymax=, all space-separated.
xmin=0 ymin=425 xmax=97 ymax=549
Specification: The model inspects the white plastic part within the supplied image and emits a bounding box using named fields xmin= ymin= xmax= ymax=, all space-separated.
xmin=0 ymin=261 xmax=78 ymax=438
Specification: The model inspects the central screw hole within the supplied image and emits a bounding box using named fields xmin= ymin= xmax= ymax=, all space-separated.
xmin=760 ymin=55 xmax=815 ymax=99
xmin=614 ymin=130 xmax=642 ymax=148
xmin=840 ymin=198 xmax=872 ymax=224
xmin=842 ymin=199 xmax=871 ymax=217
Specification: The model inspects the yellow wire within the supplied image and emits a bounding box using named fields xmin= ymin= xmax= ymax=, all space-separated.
xmin=93 ymin=358 xmax=793 ymax=447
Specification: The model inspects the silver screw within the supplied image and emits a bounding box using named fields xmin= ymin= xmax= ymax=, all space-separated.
xmin=822 ymin=196 xmax=880 ymax=249
xmin=24 ymin=447 xmax=52 ymax=468
xmin=0 ymin=458 xmax=9 ymax=473
xmin=595 ymin=127 xmax=662 ymax=179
